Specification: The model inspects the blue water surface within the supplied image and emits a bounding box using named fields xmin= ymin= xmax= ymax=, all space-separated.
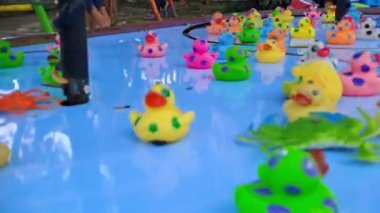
xmin=0 ymin=19 xmax=380 ymax=213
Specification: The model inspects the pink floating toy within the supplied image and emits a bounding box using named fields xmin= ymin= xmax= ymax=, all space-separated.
xmin=137 ymin=31 xmax=168 ymax=58
xmin=340 ymin=51 xmax=380 ymax=96
xmin=304 ymin=6 xmax=321 ymax=27
xmin=184 ymin=39 xmax=218 ymax=69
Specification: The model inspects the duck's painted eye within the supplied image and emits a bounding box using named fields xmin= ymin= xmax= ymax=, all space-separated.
xmin=312 ymin=90 xmax=319 ymax=96
xmin=161 ymin=88 xmax=170 ymax=97
xmin=298 ymin=76 xmax=303 ymax=83
xmin=152 ymin=33 xmax=157 ymax=37
xmin=311 ymin=45 xmax=318 ymax=52
xmin=308 ymin=80 xmax=314 ymax=84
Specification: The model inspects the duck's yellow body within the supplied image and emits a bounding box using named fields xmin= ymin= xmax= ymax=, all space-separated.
xmin=0 ymin=143 xmax=10 ymax=167
xmin=290 ymin=17 xmax=315 ymax=39
xmin=129 ymin=84 xmax=195 ymax=145
xmin=256 ymin=39 xmax=285 ymax=63
xmin=283 ymin=61 xmax=342 ymax=122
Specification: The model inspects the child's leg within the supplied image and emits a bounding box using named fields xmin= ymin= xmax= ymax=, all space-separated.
xmin=87 ymin=0 xmax=111 ymax=28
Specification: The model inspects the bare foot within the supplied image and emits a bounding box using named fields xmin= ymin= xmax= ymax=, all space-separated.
xmin=89 ymin=6 xmax=111 ymax=28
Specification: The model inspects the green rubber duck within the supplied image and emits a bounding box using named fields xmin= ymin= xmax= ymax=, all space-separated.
xmin=38 ymin=49 xmax=67 ymax=87
xmin=212 ymin=46 xmax=252 ymax=81
xmin=235 ymin=150 xmax=337 ymax=213
xmin=237 ymin=18 xmax=261 ymax=44
xmin=0 ymin=39 xmax=24 ymax=69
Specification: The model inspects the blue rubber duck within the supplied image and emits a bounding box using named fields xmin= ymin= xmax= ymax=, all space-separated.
xmin=211 ymin=32 xmax=235 ymax=62
xmin=261 ymin=18 xmax=275 ymax=38
xmin=347 ymin=7 xmax=362 ymax=25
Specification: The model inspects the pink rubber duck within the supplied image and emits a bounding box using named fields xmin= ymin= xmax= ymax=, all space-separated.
xmin=137 ymin=31 xmax=168 ymax=58
xmin=304 ymin=6 xmax=321 ymax=27
xmin=340 ymin=51 xmax=380 ymax=96
xmin=184 ymin=39 xmax=218 ymax=69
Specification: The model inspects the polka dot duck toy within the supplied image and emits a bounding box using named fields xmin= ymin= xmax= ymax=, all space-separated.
xmin=207 ymin=11 xmax=227 ymax=35
xmin=322 ymin=5 xmax=336 ymax=23
xmin=184 ymin=39 xmax=219 ymax=69
xmin=340 ymin=51 xmax=380 ymax=97
xmin=227 ymin=14 xmax=242 ymax=34
xmin=235 ymin=149 xmax=337 ymax=213
xmin=212 ymin=46 xmax=251 ymax=81
xmin=0 ymin=39 xmax=24 ymax=69
xmin=237 ymin=18 xmax=261 ymax=44
xmin=290 ymin=17 xmax=316 ymax=47
xmin=256 ymin=39 xmax=285 ymax=64
xmin=129 ymin=83 xmax=195 ymax=145
xmin=211 ymin=32 xmax=235 ymax=62
xmin=261 ymin=18 xmax=276 ymax=38
xmin=327 ymin=18 xmax=356 ymax=45
xmin=297 ymin=40 xmax=338 ymax=68
xmin=356 ymin=18 xmax=380 ymax=40
xmin=137 ymin=31 xmax=168 ymax=58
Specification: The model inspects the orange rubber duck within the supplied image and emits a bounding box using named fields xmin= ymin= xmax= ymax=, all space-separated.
xmin=268 ymin=28 xmax=287 ymax=53
xmin=207 ymin=11 xmax=227 ymax=35
xmin=327 ymin=17 xmax=356 ymax=45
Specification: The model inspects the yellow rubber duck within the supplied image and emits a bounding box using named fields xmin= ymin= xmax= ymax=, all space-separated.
xmin=0 ymin=143 xmax=10 ymax=167
xmin=283 ymin=61 xmax=342 ymax=122
xmin=290 ymin=17 xmax=315 ymax=39
xmin=322 ymin=5 xmax=336 ymax=23
xmin=129 ymin=83 xmax=195 ymax=145
xmin=256 ymin=39 xmax=285 ymax=63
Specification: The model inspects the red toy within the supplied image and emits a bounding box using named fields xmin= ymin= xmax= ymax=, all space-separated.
xmin=309 ymin=149 xmax=329 ymax=175
xmin=0 ymin=89 xmax=61 ymax=114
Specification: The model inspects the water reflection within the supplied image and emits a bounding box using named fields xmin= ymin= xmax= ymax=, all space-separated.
xmin=183 ymin=69 xmax=213 ymax=93
xmin=138 ymin=57 xmax=169 ymax=80
xmin=254 ymin=62 xmax=285 ymax=85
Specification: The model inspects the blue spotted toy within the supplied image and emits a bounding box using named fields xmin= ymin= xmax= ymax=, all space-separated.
xmin=235 ymin=149 xmax=337 ymax=213
xmin=260 ymin=18 xmax=275 ymax=38
xmin=211 ymin=32 xmax=235 ymax=61
xmin=0 ymin=39 xmax=24 ymax=69
xmin=347 ymin=7 xmax=362 ymax=26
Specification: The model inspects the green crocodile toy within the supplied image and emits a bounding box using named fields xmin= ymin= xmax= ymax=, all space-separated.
xmin=0 ymin=39 xmax=24 ymax=69
xmin=38 ymin=49 xmax=67 ymax=87
xmin=235 ymin=149 xmax=337 ymax=213
xmin=237 ymin=108 xmax=380 ymax=162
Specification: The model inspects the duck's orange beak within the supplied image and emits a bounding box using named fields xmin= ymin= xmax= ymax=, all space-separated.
xmin=145 ymin=91 xmax=166 ymax=108
xmin=263 ymin=43 xmax=272 ymax=51
xmin=291 ymin=93 xmax=312 ymax=105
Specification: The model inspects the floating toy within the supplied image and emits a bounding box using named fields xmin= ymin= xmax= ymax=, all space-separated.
xmin=246 ymin=8 xmax=261 ymax=20
xmin=347 ymin=6 xmax=362 ymax=27
xmin=0 ymin=89 xmax=61 ymax=114
xmin=290 ymin=17 xmax=315 ymax=47
xmin=260 ymin=18 xmax=275 ymax=38
xmin=270 ymin=7 xmax=294 ymax=31
xmin=235 ymin=150 xmax=337 ymax=213
xmin=304 ymin=6 xmax=321 ymax=26
xmin=237 ymin=19 xmax=261 ymax=44
xmin=211 ymin=32 xmax=235 ymax=62
xmin=327 ymin=18 xmax=355 ymax=45
xmin=184 ymin=39 xmax=218 ymax=69
xmin=129 ymin=83 xmax=195 ymax=145
xmin=212 ymin=46 xmax=251 ymax=81
xmin=238 ymin=107 xmax=380 ymax=162
xmin=356 ymin=18 xmax=380 ymax=40
xmin=228 ymin=14 xmax=242 ymax=34
xmin=207 ymin=11 xmax=227 ymax=35
xmin=298 ymin=40 xmax=338 ymax=68
xmin=340 ymin=51 xmax=380 ymax=96
xmin=238 ymin=14 xmax=247 ymax=28
xmin=39 ymin=49 xmax=68 ymax=87
xmin=0 ymin=39 xmax=24 ymax=69
xmin=256 ymin=39 xmax=285 ymax=64
xmin=268 ymin=28 xmax=287 ymax=52
xmin=283 ymin=61 xmax=342 ymax=122
xmin=322 ymin=5 xmax=336 ymax=23
xmin=0 ymin=143 xmax=10 ymax=168
xmin=137 ymin=31 xmax=168 ymax=58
